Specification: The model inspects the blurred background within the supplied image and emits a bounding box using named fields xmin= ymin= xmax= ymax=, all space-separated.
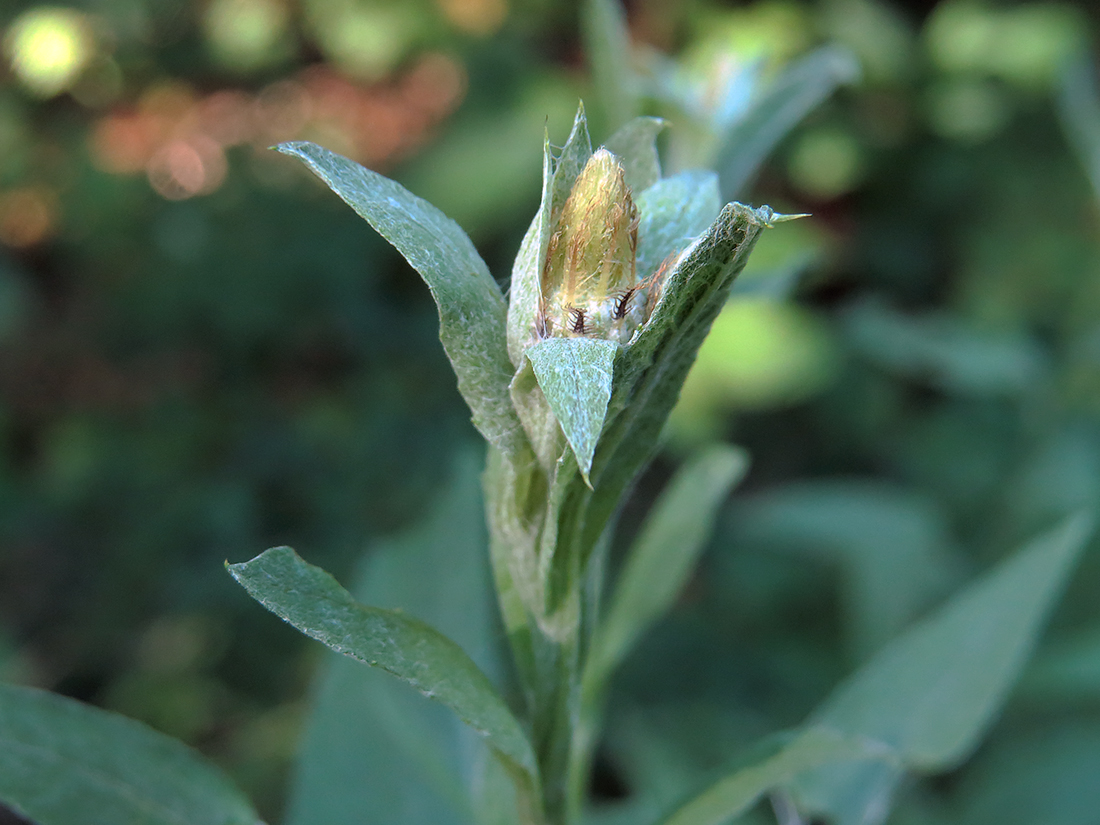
xmin=2 ymin=0 xmax=1100 ymax=822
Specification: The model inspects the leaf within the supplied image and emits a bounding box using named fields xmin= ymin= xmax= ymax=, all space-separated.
xmin=585 ymin=444 xmax=748 ymax=694
xmin=582 ymin=0 xmax=639 ymax=133
xmin=789 ymin=513 xmax=1095 ymax=824
xmin=226 ymin=547 xmax=540 ymax=798
xmin=506 ymin=106 xmax=593 ymax=366
xmin=843 ymin=298 xmax=1046 ymax=397
xmin=274 ymin=141 xmax=521 ymax=453
xmin=285 ymin=452 xmax=503 ymax=825
xmin=954 ymin=723 xmax=1100 ymax=825
xmin=730 ymin=480 xmax=961 ymax=657
xmin=604 ymin=117 xmax=665 ymax=194
xmin=0 ymin=683 xmax=259 ymax=825
xmin=635 ymin=171 xmax=722 ymax=283
xmin=1058 ymin=52 xmax=1100 ymax=203
xmin=714 ymin=45 xmax=860 ymax=199
xmin=660 ymin=727 xmax=882 ymax=825
xmin=527 ymin=337 xmax=619 ymax=486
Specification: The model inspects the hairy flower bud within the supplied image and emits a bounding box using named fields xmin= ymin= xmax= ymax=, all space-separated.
xmin=538 ymin=148 xmax=657 ymax=344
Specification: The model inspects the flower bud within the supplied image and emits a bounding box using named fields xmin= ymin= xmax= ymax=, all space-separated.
xmin=538 ymin=149 xmax=654 ymax=344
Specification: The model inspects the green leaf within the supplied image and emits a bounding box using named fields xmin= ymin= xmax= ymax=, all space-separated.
xmin=843 ymin=298 xmax=1046 ymax=397
xmin=660 ymin=727 xmax=882 ymax=825
xmin=0 ymin=683 xmax=259 ymax=825
xmin=635 ymin=171 xmax=722 ymax=283
xmin=274 ymin=141 xmax=521 ymax=453
xmin=714 ymin=45 xmax=860 ymax=199
xmin=285 ymin=452 xmax=503 ymax=825
xmin=731 ymin=480 xmax=961 ymax=657
xmin=506 ymin=106 xmax=593 ymax=366
xmin=227 ymin=547 xmax=540 ymax=799
xmin=582 ymin=0 xmax=639 ymax=133
xmin=789 ymin=513 xmax=1094 ymax=824
xmin=1058 ymin=52 xmax=1100 ymax=203
xmin=585 ymin=444 xmax=748 ymax=694
xmin=527 ymin=337 xmax=619 ymax=486
xmin=604 ymin=116 xmax=665 ymax=194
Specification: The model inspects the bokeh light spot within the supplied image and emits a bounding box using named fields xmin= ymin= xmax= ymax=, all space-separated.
xmin=147 ymin=137 xmax=227 ymax=200
xmin=0 ymin=186 xmax=57 ymax=247
xmin=204 ymin=0 xmax=291 ymax=71
xmin=669 ymin=298 xmax=839 ymax=440
xmin=436 ymin=0 xmax=509 ymax=36
xmin=926 ymin=78 xmax=1010 ymax=142
xmin=787 ymin=126 xmax=864 ymax=200
xmin=3 ymin=7 xmax=96 ymax=98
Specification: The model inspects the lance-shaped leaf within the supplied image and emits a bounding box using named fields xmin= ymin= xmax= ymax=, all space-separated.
xmin=714 ymin=45 xmax=860 ymax=199
xmin=285 ymin=452 xmax=501 ymax=825
xmin=659 ymin=727 xmax=884 ymax=825
xmin=0 ymin=683 xmax=260 ymax=825
xmin=275 ymin=141 xmax=520 ymax=453
xmin=604 ymin=117 xmax=665 ymax=194
xmin=528 ymin=336 xmax=618 ymax=487
xmin=227 ymin=547 xmax=540 ymax=803
xmin=585 ymin=443 xmax=748 ymax=694
xmin=788 ymin=513 xmax=1094 ymax=825
xmin=507 ymin=107 xmax=593 ymax=367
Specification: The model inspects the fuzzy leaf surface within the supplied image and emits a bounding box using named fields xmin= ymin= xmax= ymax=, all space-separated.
xmin=635 ymin=171 xmax=721 ymax=282
xmin=275 ymin=141 xmax=519 ymax=452
xmin=528 ymin=337 xmax=618 ymax=485
xmin=0 ymin=683 xmax=260 ymax=825
xmin=227 ymin=547 xmax=539 ymax=790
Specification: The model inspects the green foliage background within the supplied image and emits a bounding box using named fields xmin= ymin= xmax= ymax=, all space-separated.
xmin=2 ymin=0 xmax=1100 ymax=822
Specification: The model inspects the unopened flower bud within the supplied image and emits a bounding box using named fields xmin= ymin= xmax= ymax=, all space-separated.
xmin=538 ymin=148 xmax=655 ymax=344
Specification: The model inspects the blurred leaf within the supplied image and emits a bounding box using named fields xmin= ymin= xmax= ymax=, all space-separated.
xmin=789 ymin=513 xmax=1094 ymax=824
xmin=730 ymin=480 xmax=960 ymax=657
xmin=0 ymin=683 xmax=259 ymax=825
xmin=714 ymin=45 xmax=860 ymax=199
xmin=954 ymin=724 xmax=1100 ymax=825
xmin=582 ymin=0 xmax=639 ymax=133
xmin=1059 ymin=52 xmax=1100 ymax=204
xmin=585 ymin=444 xmax=749 ymax=694
xmin=227 ymin=547 xmax=540 ymax=799
xmin=844 ymin=299 xmax=1047 ymax=396
xmin=285 ymin=452 xmax=503 ymax=825
xmin=528 ymin=337 xmax=619 ymax=485
xmin=1020 ymin=623 xmax=1100 ymax=702
xmin=840 ymin=301 xmax=1047 ymax=398
xmin=604 ymin=116 xmax=666 ymax=193
xmin=635 ymin=171 xmax=722 ymax=283
xmin=275 ymin=141 xmax=521 ymax=453
xmin=661 ymin=727 xmax=882 ymax=825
